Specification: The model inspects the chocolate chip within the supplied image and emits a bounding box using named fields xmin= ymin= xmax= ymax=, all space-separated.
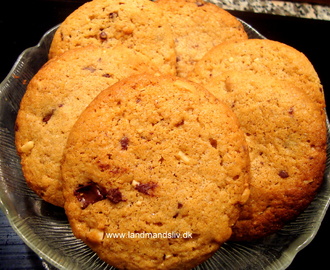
xmin=191 ymin=233 xmax=200 ymax=238
xmin=42 ymin=110 xmax=55 ymax=123
xmin=288 ymin=107 xmax=294 ymax=115
xmin=173 ymin=202 xmax=183 ymax=218
xmin=112 ymin=167 xmax=128 ymax=174
xmin=135 ymin=182 xmax=158 ymax=195
xmin=99 ymin=31 xmax=108 ymax=40
xmin=209 ymin=138 xmax=217 ymax=149
xmin=74 ymin=182 xmax=107 ymax=209
xmin=97 ymin=162 xmax=127 ymax=174
xmin=120 ymin=136 xmax=129 ymax=150
xmin=82 ymin=66 xmax=96 ymax=73
xmin=109 ymin=12 xmax=118 ymax=19
xmin=319 ymin=86 xmax=323 ymax=93
xmin=102 ymin=73 xmax=112 ymax=78
xmin=174 ymin=119 xmax=184 ymax=127
xmin=98 ymin=163 xmax=111 ymax=172
xmin=106 ymin=188 xmax=126 ymax=204
xmin=74 ymin=182 xmax=126 ymax=208
xmin=278 ymin=170 xmax=289 ymax=178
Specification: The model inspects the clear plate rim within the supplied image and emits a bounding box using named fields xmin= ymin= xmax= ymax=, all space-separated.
xmin=0 ymin=19 xmax=329 ymax=270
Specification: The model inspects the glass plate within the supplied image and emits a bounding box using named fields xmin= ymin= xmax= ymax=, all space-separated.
xmin=0 ymin=19 xmax=329 ymax=270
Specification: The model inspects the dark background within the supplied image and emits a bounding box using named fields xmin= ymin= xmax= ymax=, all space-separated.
xmin=1 ymin=0 xmax=329 ymax=269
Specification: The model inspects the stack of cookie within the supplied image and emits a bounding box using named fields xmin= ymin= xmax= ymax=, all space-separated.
xmin=15 ymin=0 xmax=327 ymax=269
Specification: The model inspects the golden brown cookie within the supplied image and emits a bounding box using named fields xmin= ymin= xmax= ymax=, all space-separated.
xmin=202 ymin=71 xmax=326 ymax=240
xmin=62 ymin=74 xmax=250 ymax=269
xmin=49 ymin=0 xmax=176 ymax=75
xmin=156 ymin=0 xmax=248 ymax=77
xmin=189 ymin=39 xmax=325 ymax=107
xmin=15 ymin=45 xmax=160 ymax=207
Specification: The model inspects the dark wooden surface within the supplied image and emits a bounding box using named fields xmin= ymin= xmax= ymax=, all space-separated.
xmin=1 ymin=1 xmax=329 ymax=269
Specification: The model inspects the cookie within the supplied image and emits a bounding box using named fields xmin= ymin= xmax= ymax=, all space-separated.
xmin=156 ymin=0 xmax=248 ymax=77
xmin=202 ymin=71 xmax=327 ymax=240
xmin=48 ymin=0 xmax=176 ymax=75
xmin=62 ymin=74 xmax=250 ymax=269
xmin=15 ymin=45 xmax=161 ymax=207
xmin=189 ymin=39 xmax=325 ymax=107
